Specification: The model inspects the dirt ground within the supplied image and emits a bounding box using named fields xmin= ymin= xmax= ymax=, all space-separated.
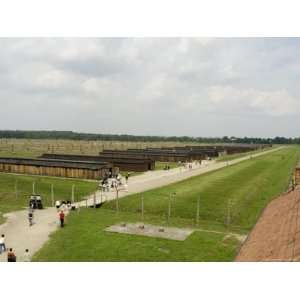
xmin=236 ymin=187 xmax=300 ymax=262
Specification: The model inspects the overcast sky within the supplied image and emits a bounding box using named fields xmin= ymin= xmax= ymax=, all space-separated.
xmin=0 ymin=38 xmax=299 ymax=138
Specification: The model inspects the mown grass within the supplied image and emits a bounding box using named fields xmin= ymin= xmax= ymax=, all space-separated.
xmin=215 ymin=147 xmax=277 ymax=162
xmin=105 ymin=147 xmax=298 ymax=230
xmin=33 ymin=146 xmax=300 ymax=262
xmin=0 ymin=173 xmax=98 ymax=224
xmin=33 ymin=209 xmax=240 ymax=262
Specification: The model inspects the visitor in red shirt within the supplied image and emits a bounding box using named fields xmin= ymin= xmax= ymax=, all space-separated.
xmin=59 ymin=211 xmax=65 ymax=228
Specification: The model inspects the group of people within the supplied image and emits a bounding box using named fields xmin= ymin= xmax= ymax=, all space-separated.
xmin=100 ymin=173 xmax=129 ymax=192
xmin=0 ymin=197 xmax=71 ymax=263
xmin=0 ymin=234 xmax=31 ymax=262
xmin=186 ymin=163 xmax=193 ymax=170
xmin=55 ymin=200 xmax=75 ymax=212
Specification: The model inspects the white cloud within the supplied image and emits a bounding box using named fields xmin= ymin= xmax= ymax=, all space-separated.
xmin=207 ymin=85 xmax=300 ymax=117
xmin=0 ymin=38 xmax=300 ymax=137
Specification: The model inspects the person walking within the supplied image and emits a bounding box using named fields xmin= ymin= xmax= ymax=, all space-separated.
xmin=125 ymin=173 xmax=129 ymax=184
xmin=28 ymin=209 xmax=34 ymax=226
xmin=7 ymin=248 xmax=16 ymax=262
xmin=55 ymin=200 xmax=61 ymax=211
xmin=61 ymin=201 xmax=67 ymax=212
xmin=0 ymin=234 xmax=6 ymax=254
xmin=59 ymin=210 xmax=65 ymax=228
xmin=22 ymin=249 xmax=31 ymax=262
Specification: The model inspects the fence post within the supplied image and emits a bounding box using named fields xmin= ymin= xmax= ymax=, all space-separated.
xmin=32 ymin=182 xmax=35 ymax=195
xmin=196 ymin=196 xmax=200 ymax=226
xmin=51 ymin=184 xmax=54 ymax=207
xmin=71 ymin=184 xmax=75 ymax=203
xmin=227 ymin=199 xmax=231 ymax=231
xmin=94 ymin=192 xmax=96 ymax=208
xmin=116 ymin=188 xmax=119 ymax=212
xmin=77 ymin=195 xmax=81 ymax=213
xmin=15 ymin=180 xmax=18 ymax=200
xmin=141 ymin=195 xmax=144 ymax=222
xmin=167 ymin=194 xmax=171 ymax=225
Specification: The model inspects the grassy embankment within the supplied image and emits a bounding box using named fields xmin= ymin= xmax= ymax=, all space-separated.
xmin=215 ymin=146 xmax=278 ymax=162
xmin=33 ymin=146 xmax=300 ymax=262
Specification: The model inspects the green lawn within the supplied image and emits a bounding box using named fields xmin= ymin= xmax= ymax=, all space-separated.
xmin=33 ymin=146 xmax=300 ymax=261
xmin=106 ymin=147 xmax=298 ymax=230
xmin=0 ymin=173 xmax=98 ymax=224
xmin=33 ymin=209 xmax=240 ymax=262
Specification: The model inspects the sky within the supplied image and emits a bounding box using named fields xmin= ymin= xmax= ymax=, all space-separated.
xmin=0 ymin=37 xmax=299 ymax=138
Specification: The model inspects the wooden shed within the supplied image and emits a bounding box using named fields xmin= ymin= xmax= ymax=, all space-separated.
xmin=40 ymin=154 xmax=155 ymax=172
xmin=101 ymin=149 xmax=192 ymax=162
xmin=0 ymin=157 xmax=114 ymax=180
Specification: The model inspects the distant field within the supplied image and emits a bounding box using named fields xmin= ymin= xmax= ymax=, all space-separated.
xmin=216 ymin=147 xmax=276 ymax=162
xmin=0 ymin=138 xmax=210 ymax=158
xmin=0 ymin=173 xmax=98 ymax=225
xmin=33 ymin=146 xmax=300 ymax=261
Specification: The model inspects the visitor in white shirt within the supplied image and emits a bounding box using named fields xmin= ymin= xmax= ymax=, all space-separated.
xmin=22 ymin=249 xmax=31 ymax=262
xmin=0 ymin=234 xmax=6 ymax=254
xmin=55 ymin=200 xmax=61 ymax=211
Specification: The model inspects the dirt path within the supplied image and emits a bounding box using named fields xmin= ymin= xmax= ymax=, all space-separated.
xmin=0 ymin=207 xmax=59 ymax=262
xmin=236 ymin=187 xmax=300 ymax=262
xmin=0 ymin=147 xmax=281 ymax=262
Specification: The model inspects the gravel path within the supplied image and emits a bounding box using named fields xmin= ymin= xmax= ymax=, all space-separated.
xmin=0 ymin=147 xmax=281 ymax=262
xmin=0 ymin=207 xmax=59 ymax=262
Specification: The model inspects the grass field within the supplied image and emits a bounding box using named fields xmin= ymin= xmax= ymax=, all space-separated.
xmin=33 ymin=146 xmax=300 ymax=261
xmin=0 ymin=138 xmax=211 ymax=158
xmin=0 ymin=173 xmax=98 ymax=224
xmin=215 ymin=147 xmax=276 ymax=162
xmin=105 ymin=147 xmax=297 ymax=229
xmin=33 ymin=209 xmax=240 ymax=262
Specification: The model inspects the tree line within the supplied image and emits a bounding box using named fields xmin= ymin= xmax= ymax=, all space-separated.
xmin=0 ymin=130 xmax=298 ymax=144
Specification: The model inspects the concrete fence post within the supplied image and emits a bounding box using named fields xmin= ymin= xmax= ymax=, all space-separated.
xmin=141 ymin=195 xmax=144 ymax=222
xmin=32 ymin=182 xmax=35 ymax=195
xmin=51 ymin=184 xmax=54 ymax=207
xmin=196 ymin=196 xmax=200 ymax=226
xmin=15 ymin=180 xmax=18 ymax=200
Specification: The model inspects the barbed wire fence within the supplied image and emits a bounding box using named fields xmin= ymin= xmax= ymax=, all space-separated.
xmin=0 ymin=181 xmax=89 ymax=210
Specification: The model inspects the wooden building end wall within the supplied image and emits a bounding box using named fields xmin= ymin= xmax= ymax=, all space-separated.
xmin=0 ymin=162 xmax=107 ymax=180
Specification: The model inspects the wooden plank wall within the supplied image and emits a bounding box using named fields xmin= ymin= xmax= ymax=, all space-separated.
xmin=0 ymin=162 xmax=104 ymax=180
